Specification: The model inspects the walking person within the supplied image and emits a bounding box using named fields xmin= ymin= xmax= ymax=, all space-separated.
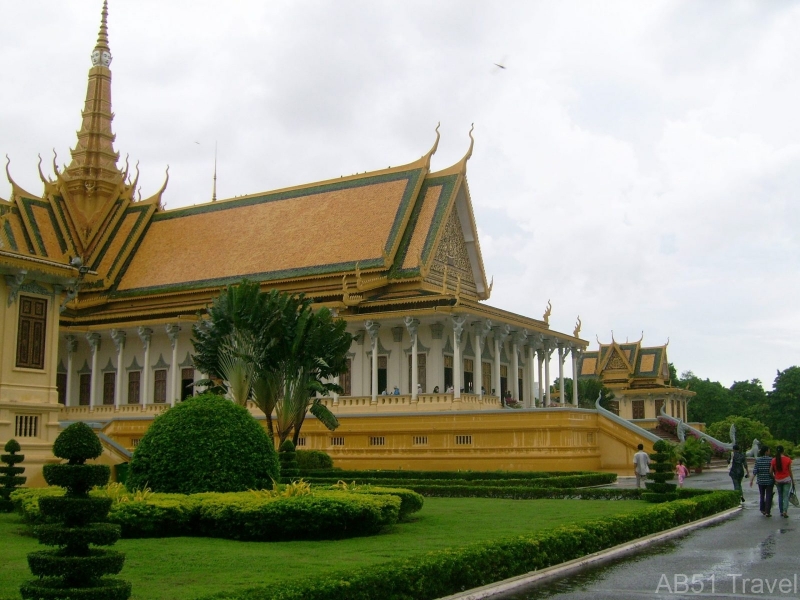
xmin=728 ymin=443 xmax=749 ymax=502
xmin=750 ymin=445 xmax=774 ymax=517
xmin=770 ymin=445 xmax=795 ymax=518
xmin=675 ymin=459 xmax=689 ymax=488
xmin=633 ymin=443 xmax=650 ymax=489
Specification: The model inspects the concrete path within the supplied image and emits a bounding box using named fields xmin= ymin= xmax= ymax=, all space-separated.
xmin=496 ymin=468 xmax=799 ymax=600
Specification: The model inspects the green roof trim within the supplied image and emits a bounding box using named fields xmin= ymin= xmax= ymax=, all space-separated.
xmin=3 ymin=219 xmax=18 ymax=251
xmin=389 ymin=174 xmax=459 ymax=279
xmin=19 ymin=196 xmax=64 ymax=256
xmin=91 ymin=202 xmax=151 ymax=275
xmin=635 ymin=347 xmax=664 ymax=377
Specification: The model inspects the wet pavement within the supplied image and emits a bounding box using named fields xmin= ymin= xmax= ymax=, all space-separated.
xmin=497 ymin=468 xmax=799 ymax=600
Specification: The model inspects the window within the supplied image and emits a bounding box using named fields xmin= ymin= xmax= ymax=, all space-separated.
xmin=412 ymin=435 xmax=428 ymax=446
xmin=655 ymin=399 xmax=664 ymax=416
xmin=370 ymin=436 xmax=385 ymax=446
xmin=79 ymin=373 xmax=91 ymax=406
xmin=377 ymin=356 xmax=387 ymax=395
xmin=444 ymin=355 xmax=453 ymax=390
xmin=340 ymin=358 xmax=351 ymax=396
xmin=518 ymin=367 xmax=524 ymax=401
xmin=455 ymin=435 xmax=473 ymax=445
xmin=15 ymin=415 xmax=38 ymax=437
xmin=407 ymin=353 xmax=426 ymax=393
xmin=103 ymin=372 xmax=115 ymax=405
xmin=181 ymin=368 xmax=194 ymax=401
xmin=330 ymin=437 xmax=345 ymax=446
xmin=608 ymin=400 xmax=620 ymax=416
xmin=500 ymin=365 xmax=508 ymax=399
xmin=463 ymin=358 xmax=474 ymax=393
xmin=131 ymin=438 xmax=141 ymax=447
xmin=632 ymin=400 xmax=645 ymax=419
xmin=16 ymin=295 xmax=47 ymax=369
xmin=296 ymin=437 xmax=306 ymax=447
xmin=127 ymin=371 xmax=141 ymax=404
xmin=154 ymin=369 xmax=167 ymax=404
xmin=56 ymin=373 xmax=67 ymax=405
xmin=482 ymin=361 xmax=492 ymax=394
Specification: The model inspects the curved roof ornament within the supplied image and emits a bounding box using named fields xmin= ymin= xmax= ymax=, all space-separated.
xmin=464 ymin=123 xmax=475 ymax=162
xmin=37 ymin=155 xmax=48 ymax=184
xmin=423 ymin=123 xmax=441 ymax=168
xmin=52 ymin=149 xmax=61 ymax=177
xmin=637 ymin=330 xmax=644 ymax=344
xmin=665 ymin=337 xmax=670 ymax=348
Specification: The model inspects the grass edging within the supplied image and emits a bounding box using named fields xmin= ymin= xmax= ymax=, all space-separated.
xmin=440 ymin=505 xmax=742 ymax=600
xmin=199 ymin=490 xmax=740 ymax=600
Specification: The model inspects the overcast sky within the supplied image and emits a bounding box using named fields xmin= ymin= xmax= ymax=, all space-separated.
xmin=2 ymin=1 xmax=798 ymax=389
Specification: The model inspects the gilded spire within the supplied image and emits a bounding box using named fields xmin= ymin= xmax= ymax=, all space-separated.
xmin=56 ymin=0 xmax=126 ymax=251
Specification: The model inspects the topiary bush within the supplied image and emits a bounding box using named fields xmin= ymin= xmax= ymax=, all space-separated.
xmin=20 ymin=422 xmax=131 ymax=600
xmin=126 ymin=393 xmax=280 ymax=493
xmin=296 ymin=449 xmax=333 ymax=471
xmin=1 ymin=439 xmax=26 ymax=512
xmin=643 ymin=440 xmax=678 ymax=503
xmin=279 ymin=440 xmax=300 ymax=483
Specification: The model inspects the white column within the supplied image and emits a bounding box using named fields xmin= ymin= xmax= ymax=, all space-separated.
xmin=558 ymin=344 xmax=566 ymax=404
xmin=572 ymin=347 xmax=580 ymax=407
xmin=65 ymin=335 xmax=77 ymax=407
xmin=404 ymin=317 xmax=420 ymax=401
xmin=511 ymin=332 xmax=526 ymax=402
xmin=391 ymin=326 xmax=404 ymax=394
xmin=493 ymin=333 xmax=501 ymax=399
xmin=86 ymin=332 xmax=101 ymax=410
xmin=544 ymin=340 xmax=552 ymax=407
xmin=452 ymin=316 xmax=466 ymax=400
xmin=473 ymin=320 xmax=490 ymax=398
xmin=537 ymin=349 xmax=544 ymax=407
xmin=111 ymin=329 xmax=126 ymax=408
xmin=166 ymin=324 xmax=181 ymax=405
xmin=138 ymin=327 xmax=153 ymax=407
xmin=365 ymin=320 xmax=380 ymax=403
xmin=528 ymin=344 xmax=536 ymax=408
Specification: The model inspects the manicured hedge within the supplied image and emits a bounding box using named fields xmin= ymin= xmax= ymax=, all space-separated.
xmin=297 ymin=450 xmax=334 ymax=471
xmin=303 ymin=469 xmax=592 ymax=481
xmin=12 ymin=488 xmax=404 ymax=541
xmin=342 ymin=487 xmax=424 ymax=520
xmin=201 ymin=490 xmax=740 ymax=600
xmin=306 ymin=473 xmax=616 ymax=490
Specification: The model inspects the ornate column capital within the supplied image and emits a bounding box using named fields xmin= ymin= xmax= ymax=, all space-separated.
xmin=404 ymin=317 xmax=420 ymax=338
xmin=137 ymin=326 xmax=153 ymax=348
xmin=365 ymin=320 xmax=381 ymax=345
xmin=65 ymin=334 xmax=78 ymax=354
xmin=110 ymin=329 xmax=126 ymax=352
xmin=492 ymin=324 xmax=510 ymax=345
xmin=5 ymin=270 xmax=27 ymax=306
xmin=452 ymin=315 xmax=467 ymax=344
xmin=472 ymin=319 xmax=492 ymax=341
xmin=85 ymin=332 xmax=101 ymax=354
xmin=166 ymin=324 xmax=181 ymax=348
xmin=513 ymin=330 xmax=528 ymax=346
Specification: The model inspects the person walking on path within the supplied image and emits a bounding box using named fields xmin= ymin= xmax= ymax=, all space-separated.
xmin=751 ymin=444 xmax=774 ymax=516
xmin=770 ymin=445 xmax=795 ymax=518
xmin=675 ymin=459 xmax=689 ymax=488
xmin=633 ymin=443 xmax=650 ymax=489
xmin=729 ymin=443 xmax=749 ymax=502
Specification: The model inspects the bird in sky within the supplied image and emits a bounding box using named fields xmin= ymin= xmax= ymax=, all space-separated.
xmin=494 ymin=63 xmax=506 ymax=69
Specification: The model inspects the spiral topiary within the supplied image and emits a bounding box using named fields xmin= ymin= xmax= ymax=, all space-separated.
xmin=642 ymin=439 xmax=678 ymax=503
xmin=279 ymin=440 xmax=300 ymax=482
xmin=126 ymin=393 xmax=280 ymax=493
xmin=0 ymin=439 xmax=26 ymax=512
xmin=20 ymin=422 xmax=131 ymax=600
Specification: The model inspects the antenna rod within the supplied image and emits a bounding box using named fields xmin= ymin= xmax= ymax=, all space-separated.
xmin=212 ymin=141 xmax=217 ymax=202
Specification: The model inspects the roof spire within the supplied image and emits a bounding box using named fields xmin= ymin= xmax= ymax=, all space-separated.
xmin=91 ymin=0 xmax=112 ymax=66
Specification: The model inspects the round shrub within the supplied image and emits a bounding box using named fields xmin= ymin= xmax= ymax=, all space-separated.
xmin=296 ymin=449 xmax=334 ymax=471
xmin=53 ymin=423 xmax=103 ymax=465
xmin=279 ymin=440 xmax=300 ymax=483
xmin=1 ymin=438 xmax=26 ymax=512
xmin=126 ymin=393 xmax=280 ymax=493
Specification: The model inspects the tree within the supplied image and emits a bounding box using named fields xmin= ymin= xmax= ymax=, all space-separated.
xmin=560 ymin=377 xmax=615 ymax=409
xmin=0 ymin=439 xmax=26 ymax=512
xmin=769 ymin=366 xmax=800 ymax=443
xmin=192 ymin=280 xmax=352 ymax=445
xmin=706 ymin=416 xmax=771 ymax=452
xmin=730 ymin=379 xmax=769 ymax=423
xmin=684 ymin=374 xmax=733 ymax=425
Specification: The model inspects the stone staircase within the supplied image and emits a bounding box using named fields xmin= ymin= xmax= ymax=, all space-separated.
xmin=651 ymin=425 xmax=680 ymax=444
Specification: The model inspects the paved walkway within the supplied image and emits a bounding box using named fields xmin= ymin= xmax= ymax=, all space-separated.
xmin=497 ymin=468 xmax=799 ymax=600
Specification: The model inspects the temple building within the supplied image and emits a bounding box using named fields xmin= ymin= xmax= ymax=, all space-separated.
xmin=578 ymin=337 xmax=695 ymax=428
xmin=1 ymin=3 xmax=669 ymax=484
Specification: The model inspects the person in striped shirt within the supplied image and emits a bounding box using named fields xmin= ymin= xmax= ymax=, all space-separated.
xmin=751 ymin=444 xmax=774 ymax=517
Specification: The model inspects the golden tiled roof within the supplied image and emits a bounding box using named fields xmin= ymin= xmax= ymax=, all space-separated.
xmin=116 ymin=170 xmax=423 ymax=293
xmin=401 ymin=184 xmax=445 ymax=270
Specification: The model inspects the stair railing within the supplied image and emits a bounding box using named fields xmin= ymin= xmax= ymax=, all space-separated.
xmin=657 ymin=407 xmax=732 ymax=452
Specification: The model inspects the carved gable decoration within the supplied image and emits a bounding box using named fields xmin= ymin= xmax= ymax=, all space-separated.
xmin=605 ymin=349 xmax=628 ymax=371
xmin=432 ymin=209 xmax=474 ymax=284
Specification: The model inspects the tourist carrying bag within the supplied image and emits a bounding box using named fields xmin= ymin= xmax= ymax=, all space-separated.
xmin=790 ymin=485 xmax=799 ymax=508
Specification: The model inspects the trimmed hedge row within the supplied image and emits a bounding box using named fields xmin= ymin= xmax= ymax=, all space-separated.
xmin=201 ymin=490 xmax=740 ymax=600
xmin=12 ymin=488 xmax=406 ymax=541
xmin=302 ymin=469 xmax=593 ymax=481
xmin=343 ymin=487 xmax=424 ymax=520
xmin=296 ymin=450 xmax=334 ymax=471
xmin=307 ymin=472 xmax=616 ymax=490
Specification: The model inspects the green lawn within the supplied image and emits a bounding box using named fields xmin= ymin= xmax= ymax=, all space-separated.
xmin=0 ymin=497 xmax=648 ymax=600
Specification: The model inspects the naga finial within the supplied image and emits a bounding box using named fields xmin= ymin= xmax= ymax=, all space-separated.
xmin=542 ymin=299 xmax=552 ymax=325
xmin=573 ymin=316 xmax=581 ymax=338
xmin=465 ymin=123 xmax=475 ymax=161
